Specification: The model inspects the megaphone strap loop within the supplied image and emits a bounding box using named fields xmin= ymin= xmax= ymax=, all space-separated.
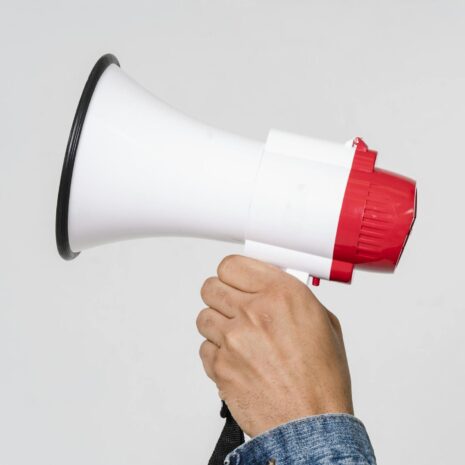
xmin=208 ymin=401 xmax=244 ymax=465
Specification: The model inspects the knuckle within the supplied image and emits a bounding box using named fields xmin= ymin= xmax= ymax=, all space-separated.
xmin=196 ymin=308 xmax=212 ymax=330
xmin=236 ymin=298 xmax=251 ymax=315
xmin=241 ymin=296 xmax=263 ymax=318
xmin=217 ymin=255 xmax=239 ymax=278
xmin=223 ymin=329 xmax=242 ymax=351
xmin=242 ymin=294 xmax=273 ymax=319
xmin=198 ymin=340 xmax=210 ymax=359
xmin=211 ymin=359 xmax=221 ymax=379
xmin=200 ymin=277 xmax=217 ymax=300
xmin=212 ymin=358 xmax=230 ymax=382
xmin=242 ymin=297 xmax=275 ymax=329
xmin=256 ymin=311 xmax=274 ymax=328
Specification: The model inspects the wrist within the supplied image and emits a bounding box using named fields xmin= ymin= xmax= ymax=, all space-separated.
xmin=243 ymin=398 xmax=354 ymax=438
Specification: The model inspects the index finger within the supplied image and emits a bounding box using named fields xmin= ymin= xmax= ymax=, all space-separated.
xmin=217 ymin=255 xmax=283 ymax=293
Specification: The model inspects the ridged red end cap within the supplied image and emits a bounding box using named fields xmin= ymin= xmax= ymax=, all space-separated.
xmin=330 ymin=138 xmax=417 ymax=282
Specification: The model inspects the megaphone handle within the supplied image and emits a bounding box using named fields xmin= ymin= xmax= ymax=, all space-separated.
xmin=208 ymin=401 xmax=244 ymax=465
xmin=286 ymin=268 xmax=321 ymax=286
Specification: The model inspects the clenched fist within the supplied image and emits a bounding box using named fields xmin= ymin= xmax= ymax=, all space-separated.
xmin=196 ymin=255 xmax=353 ymax=437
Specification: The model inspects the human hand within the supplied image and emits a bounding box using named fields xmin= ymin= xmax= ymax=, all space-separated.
xmin=196 ymin=255 xmax=353 ymax=437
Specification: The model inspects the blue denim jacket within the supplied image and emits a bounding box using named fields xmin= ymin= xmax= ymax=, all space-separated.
xmin=225 ymin=414 xmax=376 ymax=465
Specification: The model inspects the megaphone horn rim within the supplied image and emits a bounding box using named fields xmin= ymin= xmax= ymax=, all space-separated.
xmin=55 ymin=53 xmax=120 ymax=260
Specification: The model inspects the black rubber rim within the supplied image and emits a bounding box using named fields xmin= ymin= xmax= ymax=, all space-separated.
xmin=56 ymin=53 xmax=120 ymax=260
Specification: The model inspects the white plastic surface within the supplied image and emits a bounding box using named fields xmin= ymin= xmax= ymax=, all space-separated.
xmin=68 ymin=65 xmax=263 ymax=251
xmin=68 ymin=64 xmax=355 ymax=280
xmin=245 ymin=130 xmax=355 ymax=263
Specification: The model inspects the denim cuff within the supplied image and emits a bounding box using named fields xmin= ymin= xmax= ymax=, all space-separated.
xmin=225 ymin=414 xmax=376 ymax=465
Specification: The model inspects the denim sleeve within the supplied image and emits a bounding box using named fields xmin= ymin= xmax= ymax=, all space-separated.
xmin=225 ymin=414 xmax=376 ymax=465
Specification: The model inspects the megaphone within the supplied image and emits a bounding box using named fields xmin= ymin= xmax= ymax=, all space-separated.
xmin=56 ymin=54 xmax=416 ymax=284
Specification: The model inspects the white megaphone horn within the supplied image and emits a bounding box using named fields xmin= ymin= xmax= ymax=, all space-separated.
xmin=56 ymin=54 xmax=416 ymax=285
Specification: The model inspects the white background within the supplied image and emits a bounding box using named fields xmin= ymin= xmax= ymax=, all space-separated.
xmin=1 ymin=1 xmax=464 ymax=464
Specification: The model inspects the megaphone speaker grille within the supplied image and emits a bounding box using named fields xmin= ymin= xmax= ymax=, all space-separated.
xmin=55 ymin=53 xmax=120 ymax=260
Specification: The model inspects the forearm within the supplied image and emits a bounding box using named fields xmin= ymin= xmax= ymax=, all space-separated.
xmin=226 ymin=414 xmax=376 ymax=465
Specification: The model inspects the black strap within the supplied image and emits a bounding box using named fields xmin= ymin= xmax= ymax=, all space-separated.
xmin=208 ymin=401 xmax=244 ymax=465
